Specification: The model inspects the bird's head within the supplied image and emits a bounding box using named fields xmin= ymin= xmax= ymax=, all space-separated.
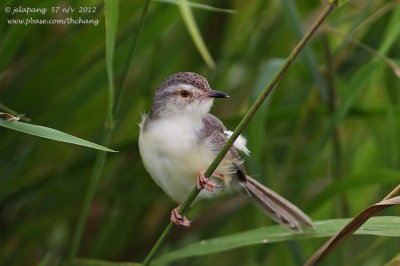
xmin=149 ymin=72 xmax=229 ymax=119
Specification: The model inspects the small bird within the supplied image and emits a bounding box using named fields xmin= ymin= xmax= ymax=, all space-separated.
xmin=138 ymin=72 xmax=313 ymax=231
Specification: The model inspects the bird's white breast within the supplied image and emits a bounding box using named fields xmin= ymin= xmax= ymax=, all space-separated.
xmin=139 ymin=114 xmax=218 ymax=202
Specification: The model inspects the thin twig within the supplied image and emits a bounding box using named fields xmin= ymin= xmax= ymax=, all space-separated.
xmin=325 ymin=25 xmax=400 ymax=77
xmin=382 ymin=184 xmax=400 ymax=201
xmin=142 ymin=2 xmax=336 ymax=265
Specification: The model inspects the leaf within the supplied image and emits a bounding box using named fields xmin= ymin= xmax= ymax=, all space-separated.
xmin=152 ymin=216 xmax=400 ymax=265
xmin=305 ymin=196 xmax=400 ymax=265
xmin=68 ymin=1 xmax=119 ymax=258
xmin=378 ymin=5 xmax=400 ymax=55
xmin=326 ymin=26 xmax=400 ymax=78
xmin=300 ymin=62 xmax=376 ymax=187
xmin=104 ymin=0 xmax=119 ymax=128
xmin=305 ymin=169 xmax=400 ymax=212
xmin=248 ymin=59 xmax=285 ymax=169
xmin=154 ymin=0 xmax=236 ymax=14
xmin=0 ymin=120 xmax=116 ymax=152
xmin=177 ymin=0 xmax=216 ymax=69
xmin=280 ymin=0 xmax=329 ymax=102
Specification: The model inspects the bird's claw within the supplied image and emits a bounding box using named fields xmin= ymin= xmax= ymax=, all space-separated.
xmin=171 ymin=206 xmax=190 ymax=227
xmin=196 ymin=169 xmax=223 ymax=192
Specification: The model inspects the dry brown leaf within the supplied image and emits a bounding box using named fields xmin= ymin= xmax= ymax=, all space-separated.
xmin=305 ymin=196 xmax=400 ymax=266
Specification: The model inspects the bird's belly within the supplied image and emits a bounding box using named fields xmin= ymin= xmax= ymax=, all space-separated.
xmin=139 ymin=125 xmax=216 ymax=202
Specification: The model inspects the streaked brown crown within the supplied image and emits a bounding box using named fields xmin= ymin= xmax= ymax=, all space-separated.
xmin=158 ymin=72 xmax=210 ymax=92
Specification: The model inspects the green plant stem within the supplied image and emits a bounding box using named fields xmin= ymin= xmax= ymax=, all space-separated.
xmin=114 ymin=0 xmax=151 ymax=120
xmin=321 ymin=32 xmax=348 ymax=218
xmin=142 ymin=3 xmax=336 ymax=265
xmin=68 ymin=0 xmax=151 ymax=260
xmin=67 ymin=129 xmax=112 ymax=260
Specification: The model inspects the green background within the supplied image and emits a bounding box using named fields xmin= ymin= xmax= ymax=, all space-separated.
xmin=1 ymin=0 xmax=399 ymax=265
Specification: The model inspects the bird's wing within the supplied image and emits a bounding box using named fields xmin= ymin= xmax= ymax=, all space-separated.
xmin=201 ymin=114 xmax=247 ymax=182
xmin=201 ymin=115 xmax=313 ymax=231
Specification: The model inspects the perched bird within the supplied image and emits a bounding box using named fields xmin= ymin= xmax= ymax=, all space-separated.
xmin=138 ymin=72 xmax=313 ymax=231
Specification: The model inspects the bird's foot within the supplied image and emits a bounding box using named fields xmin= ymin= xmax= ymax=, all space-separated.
xmin=196 ymin=169 xmax=223 ymax=192
xmin=171 ymin=206 xmax=190 ymax=227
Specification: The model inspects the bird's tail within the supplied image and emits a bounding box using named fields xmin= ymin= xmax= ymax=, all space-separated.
xmin=237 ymin=175 xmax=314 ymax=231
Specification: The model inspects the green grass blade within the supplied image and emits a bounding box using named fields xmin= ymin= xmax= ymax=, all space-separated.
xmin=305 ymin=169 xmax=400 ymax=212
xmin=377 ymin=5 xmax=400 ymax=55
xmin=177 ymin=0 xmax=216 ymax=69
xmin=114 ymin=0 xmax=151 ymax=120
xmin=0 ymin=120 xmax=116 ymax=152
xmin=280 ymin=0 xmax=329 ymax=103
xmin=105 ymin=0 xmax=119 ymax=128
xmin=67 ymin=0 xmax=119 ymax=260
xmin=153 ymin=217 xmax=400 ymax=265
xmin=155 ymin=0 xmax=236 ymax=14
xmin=247 ymin=59 xmax=285 ymax=171
xmin=300 ymin=62 xmax=375 ymax=187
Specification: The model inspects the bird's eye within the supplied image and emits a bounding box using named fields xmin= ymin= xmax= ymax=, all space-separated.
xmin=180 ymin=89 xmax=190 ymax=98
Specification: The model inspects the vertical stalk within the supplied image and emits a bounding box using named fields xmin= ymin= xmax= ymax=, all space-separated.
xmin=321 ymin=32 xmax=349 ymax=217
xmin=68 ymin=0 xmax=151 ymax=260
xmin=67 ymin=130 xmax=112 ymax=259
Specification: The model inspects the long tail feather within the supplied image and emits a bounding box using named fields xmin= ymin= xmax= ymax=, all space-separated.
xmin=238 ymin=176 xmax=314 ymax=231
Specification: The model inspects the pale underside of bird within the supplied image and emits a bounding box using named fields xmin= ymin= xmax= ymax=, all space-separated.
xmin=138 ymin=72 xmax=313 ymax=231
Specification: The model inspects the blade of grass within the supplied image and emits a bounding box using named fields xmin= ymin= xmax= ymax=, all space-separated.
xmin=305 ymin=196 xmax=400 ymax=265
xmin=325 ymin=25 xmax=400 ymax=77
xmin=154 ymin=0 xmax=236 ymax=14
xmin=105 ymin=0 xmax=119 ymax=129
xmin=177 ymin=0 xmax=216 ymax=69
xmin=142 ymin=3 xmax=337 ymax=265
xmin=356 ymin=0 xmax=400 ymax=32
xmin=247 ymin=59 xmax=285 ymax=173
xmin=280 ymin=0 xmax=329 ymax=103
xmin=114 ymin=0 xmax=151 ymax=120
xmin=0 ymin=120 xmax=116 ymax=152
xmin=305 ymin=169 xmax=400 ymax=212
xmin=153 ymin=216 xmax=400 ymax=265
xmin=68 ymin=0 xmax=154 ymax=260
xmin=299 ymin=4 xmax=400 ymax=195
xmin=377 ymin=5 xmax=400 ymax=55
xmin=67 ymin=131 xmax=113 ymax=260
xmin=333 ymin=0 xmax=373 ymax=56
xmin=67 ymin=0 xmax=119 ymax=260
xmin=298 ymin=62 xmax=375 ymax=193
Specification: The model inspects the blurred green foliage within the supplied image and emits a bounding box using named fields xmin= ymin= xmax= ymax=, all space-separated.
xmin=0 ymin=0 xmax=399 ymax=265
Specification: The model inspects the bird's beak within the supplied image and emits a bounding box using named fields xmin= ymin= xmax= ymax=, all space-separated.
xmin=208 ymin=90 xmax=230 ymax=98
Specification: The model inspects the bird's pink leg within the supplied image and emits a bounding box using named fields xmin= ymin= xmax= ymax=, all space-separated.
xmin=196 ymin=169 xmax=224 ymax=192
xmin=171 ymin=206 xmax=190 ymax=227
